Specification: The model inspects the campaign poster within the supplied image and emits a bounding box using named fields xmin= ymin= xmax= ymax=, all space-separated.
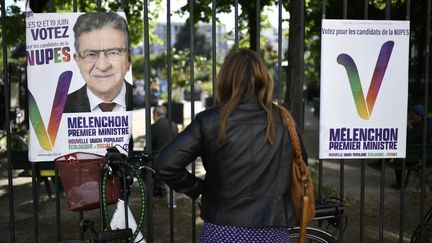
xmin=319 ymin=19 xmax=410 ymax=159
xmin=26 ymin=12 xmax=133 ymax=161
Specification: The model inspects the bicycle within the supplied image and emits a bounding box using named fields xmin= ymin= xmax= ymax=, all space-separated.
xmin=288 ymin=198 xmax=347 ymax=243
xmin=411 ymin=204 xmax=432 ymax=243
xmin=0 ymin=107 xmax=28 ymax=166
xmin=0 ymin=128 xmax=27 ymax=153
xmin=57 ymin=146 xmax=154 ymax=243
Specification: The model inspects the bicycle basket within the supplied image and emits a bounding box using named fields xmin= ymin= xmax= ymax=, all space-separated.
xmin=55 ymin=152 xmax=121 ymax=212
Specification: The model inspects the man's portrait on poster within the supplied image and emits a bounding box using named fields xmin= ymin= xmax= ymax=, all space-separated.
xmin=63 ymin=12 xmax=133 ymax=113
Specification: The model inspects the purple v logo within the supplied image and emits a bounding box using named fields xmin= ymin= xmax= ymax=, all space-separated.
xmin=337 ymin=41 xmax=394 ymax=120
xmin=28 ymin=71 xmax=72 ymax=150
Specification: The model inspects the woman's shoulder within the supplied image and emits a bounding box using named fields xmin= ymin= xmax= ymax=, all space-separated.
xmin=196 ymin=106 xmax=221 ymax=120
xmin=183 ymin=106 xmax=220 ymax=136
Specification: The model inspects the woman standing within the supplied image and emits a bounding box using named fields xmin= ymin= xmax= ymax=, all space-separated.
xmin=156 ymin=48 xmax=307 ymax=242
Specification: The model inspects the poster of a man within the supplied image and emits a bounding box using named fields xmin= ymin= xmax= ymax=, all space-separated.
xmin=26 ymin=12 xmax=133 ymax=161
xmin=63 ymin=12 xmax=133 ymax=113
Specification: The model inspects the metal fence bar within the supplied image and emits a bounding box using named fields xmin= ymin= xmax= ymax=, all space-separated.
xmin=73 ymin=0 xmax=77 ymax=12
xmin=420 ymin=1 xmax=431 ymax=242
xmin=399 ymin=3 xmax=411 ymax=243
xmin=166 ymin=0 xmax=173 ymax=131
xmin=343 ymin=0 xmax=347 ymax=19
xmin=386 ymin=0 xmax=391 ymax=19
xmin=31 ymin=2 xmax=58 ymax=241
xmin=211 ymin=0 xmax=216 ymax=106
xmin=277 ymin=0 xmax=282 ymax=104
xmin=1 ymin=0 xmax=16 ymax=242
xmin=143 ymin=1 xmax=154 ymax=242
xmin=166 ymin=1 xmax=172 ymax=136
xmin=378 ymin=3 xmax=392 ymax=243
xmin=360 ymin=3 xmax=368 ymax=243
xmin=255 ymin=0 xmax=260 ymax=52
xmin=165 ymin=1 xmax=175 ymax=241
xmin=360 ymin=159 xmax=365 ymax=243
xmin=49 ymin=0 xmax=54 ymax=12
xmin=400 ymin=159 xmax=406 ymax=243
xmin=234 ymin=0 xmax=239 ymax=49
xmin=299 ymin=0 xmax=305 ymax=130
xmin=322 ymin=0 xmax=326 ymax=19
xmin=189 ymin=0 xmax=195 ymax=120
xmin=339 ymin=3 xmax=347 ymax=243
xmin=188 ymin=1 xmax=197 ymax=242
xmin=339 ymin=159 xmax=344 ymax=243
xmin=320 ymin=0 xmax=326 ymax=211
xmin=55 ymin=167 xmax=62 ymax=242
xmin=379 ymin=159 xmax=385 ymax=243
xmin=31 ymin=164 xmax=39 ymax=243
xmin=318 ymin=159 xmax=323 ymax=200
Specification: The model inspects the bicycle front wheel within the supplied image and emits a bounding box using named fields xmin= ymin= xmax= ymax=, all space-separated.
xmin=289 ymin=227 xmax=336 ymax=243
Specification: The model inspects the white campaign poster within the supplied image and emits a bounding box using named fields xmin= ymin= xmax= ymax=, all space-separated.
xmin=26 ymin=12 xmax=133 ymax=161
xmin=319 ymin=19 xmax=410 ymax=159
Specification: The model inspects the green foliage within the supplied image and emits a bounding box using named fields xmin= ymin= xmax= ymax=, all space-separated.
xmin=5 ymin=0 xmax=424 ymax=107
xmin=178 ymin=0 xmax=273 ymax=23
xmin=173 ymin=19 xmax=211 ymax=58
xmin=178 ymin=0 xmax=279 ymax=50
xmin=54 ymin=0 xmax=161 ymax=46
xmin=1 ymin=4 xmax=26 ymax=50
xmin=131 ymin=55 xmax=145 ymax=80
xmin=310 ymin=162 xmax=339 ymax=198
xmin=2 ymin=0 xmax=161 ymax=58
xmin=201 ymin=80 xmax=214 ymax=95
xmin=170 ymin=50 xmax=189 ymax=89
xmin=131 ymin=49 xmax=214 ymax=102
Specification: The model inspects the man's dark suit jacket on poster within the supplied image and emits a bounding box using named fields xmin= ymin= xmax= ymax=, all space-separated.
xmin=63 ymin=81 xmax=133 ymax=113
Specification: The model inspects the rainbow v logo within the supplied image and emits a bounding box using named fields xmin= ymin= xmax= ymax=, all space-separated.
xmin=337 ymin=41 xmax=394 ymax=120
xmin=28 ymin=71 xmax=72 ymax=151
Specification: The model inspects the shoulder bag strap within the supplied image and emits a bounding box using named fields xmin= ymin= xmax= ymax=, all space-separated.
xmin=278 ymin=105 xmax=303 ymax=163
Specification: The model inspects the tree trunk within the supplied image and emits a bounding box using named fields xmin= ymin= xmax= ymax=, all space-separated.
xmin=245 ymin=5 xmax=258 ymax=51
xmin=285 ymin=0 xmax=305 ymax=131
xmin=29 ymin=0 xmax=50 ymax=12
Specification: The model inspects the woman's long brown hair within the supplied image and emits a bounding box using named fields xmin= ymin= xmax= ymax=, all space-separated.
xmin=217 ymin=49 xmax=276 ymax=144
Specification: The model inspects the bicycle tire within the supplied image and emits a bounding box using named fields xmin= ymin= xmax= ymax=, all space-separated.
xmin=0 ymin=132 xmax=27 ymax=153
xmin=0 ymin=133 xmax=27 ymax=168
xmin=411 ymin=206 xmax=432 ymax=243
xmin=289 ymin=227 xmax=336 ymax=243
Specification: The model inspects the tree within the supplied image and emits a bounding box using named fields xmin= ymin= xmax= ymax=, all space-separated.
xmin=173 ymin=19 xmax=211 ymax=58
xmin=177 ymin=1 xmax=313 ymax=122
xmin=285 ymin=0 xmax=304 ymax=126
xmin=1 ymin=3 xmax=26 ymax=50
xmin=3 ymin=0 xmax=162 ymax=54
xmin=179 ymin=0 xmax=274 ymax=51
